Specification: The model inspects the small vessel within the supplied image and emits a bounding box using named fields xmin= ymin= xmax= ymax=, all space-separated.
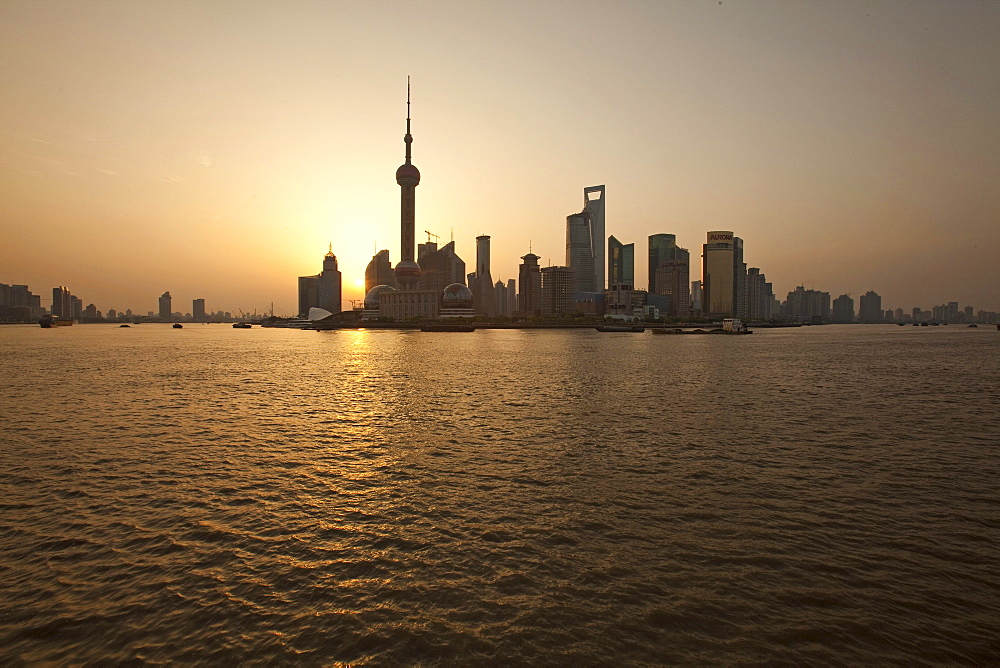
xmin=119 ymin=324 xmax=131 ymax=328
xmin=652 ymin=328 xmax=684 ymax=335
xmin=172 ymin=323 xmax=183 ymax=329
xmin=421 ymin=324 xmax=475 ymax=332
xmin=232 ymin=322 xmax=252 ymax=329
xmin=38 ymin=315 xmax=73 ymax=327
xmin=595 ymin=324 xmax=645 ymax=332
xmin=722 ymin=317 xmax=751 ymax=334
xmin=967 ymin=324 xmax=978 ymax=328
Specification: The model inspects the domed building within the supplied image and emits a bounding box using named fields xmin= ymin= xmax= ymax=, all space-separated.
xmin=439 ymin=283 xmax=474 ymax=319
xmin=361 ymin=285 xmax=397 ymax=321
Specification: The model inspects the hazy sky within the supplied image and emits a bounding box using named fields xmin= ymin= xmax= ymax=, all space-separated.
xmin=2 ymin=0 xmax=998 ymax=315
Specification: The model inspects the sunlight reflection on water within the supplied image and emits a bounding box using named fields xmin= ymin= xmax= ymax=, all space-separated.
xmin=1 ymin=324 xmax=997 ymax=664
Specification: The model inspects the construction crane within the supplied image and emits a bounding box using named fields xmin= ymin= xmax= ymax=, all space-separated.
xmin=424 ymin=230 xmax=440 ymax=243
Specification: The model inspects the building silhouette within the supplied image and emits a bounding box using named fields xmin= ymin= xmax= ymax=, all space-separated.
xmin=701 ymin=231 xmax=744 ymax=318
xmin=565 ymin=185 xmax=606 ymax=294
xmin=541 ymin=266 xmax=575 ymax=316
xmin=417 ymin=241 xmax=465 ymax=295
xmin=365 ymin=249 xmax=395 ymax=293
xmin=608 ymin=235 xmax=634 ymax=289
xmin=517 ymin=252 xmax=542 ymax=316
xmin=832 ymin=294 xmax=854 ymax=323
xmin=653 ymin=260 xmax=691 ymax=318
xmin=379 ymin=80 xmax=440 ymax=320
xmin=859 ymin=290 xmax=882 ymax=323
xmin=745 ymin=268 xmax=775 ymax=320
xmin=392 ymin=78 xmax=421 ymax=291
xmin=470 ymin=235 xmax=495 ymax=316
xmin=158 ymin=291 xmax=172 ymax=322
xmin=783 ymin=286 xmax=830 ymax=323
xmin=298 ymin=246 xmax=343 ymax=316
xmin=193 ymin=298 xmax=206 ymax=322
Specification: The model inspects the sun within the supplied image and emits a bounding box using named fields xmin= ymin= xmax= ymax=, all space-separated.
xmin=354 ymin=278 xmax=364 ymax=287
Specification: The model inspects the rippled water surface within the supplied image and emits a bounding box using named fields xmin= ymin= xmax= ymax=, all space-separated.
xmin=1 ymin=323 xmax=998 ymax=664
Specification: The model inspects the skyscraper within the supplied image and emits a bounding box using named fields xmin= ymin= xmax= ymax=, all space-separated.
xmin=541 ymin=266 xmax=575 ymax=316
xmin=193 ymin=298 xmax=206 ymax=322
xmin=832 ymin=294 xmax=854 ymax=323
xmin=649 ymin=234 xmax=691 ymax=317
xmin=654 ymin=260 xmax=690 ymax=317
xmin=859 ymin=291 xmax=882 ymax=323
xmin=298 ymin=246 xmax=343 ymax=316
xmin=701 ymin=231 xmax=745 ymax=318
xmin=393 ymin=78 xmax=421 ymax=290
xmin=158 ymin=291 xmax=172 ymax=322
xmin=565 ymin=185 xmax=606 ymax=294
xmin=608 ymin=235 xmax=634 ymax=288
xmin=517 ymin=252 xmax=542 ymax=317
xmin=585 ymin=186 xmax=605 ymax=290
xmin=365 ymin=249 xmax=395 ymax=293
xmin=417 ymin=241 xmax=465 ymax=294
xmin=317 ymin=246 xmax=342 ymax=313
xmin=471 ymin=235 xmax=495 ymax=316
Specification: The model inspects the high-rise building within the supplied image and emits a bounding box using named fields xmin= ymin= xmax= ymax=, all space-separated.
xmin=701 ymin=231 xmax=744 ymax=318
xmin=158 ymin=291 xmax=172 ymax=322
xmin=417 ymin=241 xmax=465 ymax=294
xmin=318 ymin=247 xmax=342 ymax=313
xmin=494 ymin=280 xmax=509 ymax=317
xmin=608 ymin=235 xmax=634 ymax=289
xmin=517 ymin=252 xmax=542 ymax=317
xmin=783 ymin=286 xmax=830 ymax=322
xmin=297 ymin=246 xmax=342 ymax=316
xmin=745 ymin=268 xmax=775 ymax=320
xmin=859 ymin=291 xmax=882 ymax=323
xmin=565 ymin=185 xmax=606 ymax=294
xmin=471 ymin=235 xmax=495 ymax=316
xmin=365 ymin=249 xmax=395 ymax=293
xmin=541 ymin=266 xmax=575 ymax=316
xmin=298 ymin=276 xmax=319 ymax=317
xmin=654 ymin=260 xmax=690 ymax=318
xmin=193 ymin=298 xmax=206 ymax=322
xmin=832 ymin=294 xmax=854 ymax=323
xmin=506 ymin=279 xmax=517 ymax=316
xmin=690 ymin=280 xmax=702 ymax=313
xmin=393 ymin=78 xmax=421 ymax=290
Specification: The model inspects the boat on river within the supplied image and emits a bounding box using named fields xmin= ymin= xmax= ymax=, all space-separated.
xmin=595 ymin=324 xmax=645 ymax=332
xmin=38 ymin=315 xmax=73 ymax=328
xmin=233 ymin=322 xmax=252 ymax=329
xmin=172 ymin=323 xmax=183 ymax=329
xmin=421 ymin=324 xmax=475 ymax=332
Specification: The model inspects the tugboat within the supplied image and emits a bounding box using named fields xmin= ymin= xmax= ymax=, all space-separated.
xmin=420 ymin=323 xmax=475 ymax=332
xmin=595 ymin=324 xmax=645 ymax=332
xmin=38 ymin=315 xmax=73 ymax=327
xmin=232 ymin=322 xmax=252 ymax=329
xmin=722 ymin=318 xmax=752 ymax=334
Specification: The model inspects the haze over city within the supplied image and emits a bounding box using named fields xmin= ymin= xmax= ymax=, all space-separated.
xmin=2 ymin=0 xmax=998 ymax=315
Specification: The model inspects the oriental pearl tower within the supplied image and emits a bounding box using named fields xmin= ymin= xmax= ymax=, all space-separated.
xmin=393 ymin=78 xmax=421 ymax=289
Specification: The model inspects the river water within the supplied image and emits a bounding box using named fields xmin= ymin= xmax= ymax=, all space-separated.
xmin=1 ymin=323 xmax=997 ymax=664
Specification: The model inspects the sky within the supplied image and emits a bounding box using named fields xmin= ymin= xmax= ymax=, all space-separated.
xmin=2 ymin=0 xmax=998 ymax=316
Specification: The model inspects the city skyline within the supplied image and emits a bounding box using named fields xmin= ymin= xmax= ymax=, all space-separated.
xmin=2 ymin=1 xmax=998 ymax=315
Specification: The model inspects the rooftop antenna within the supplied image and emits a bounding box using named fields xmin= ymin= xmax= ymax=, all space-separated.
xmin=404 ymin=75 xmax=412 ymax=164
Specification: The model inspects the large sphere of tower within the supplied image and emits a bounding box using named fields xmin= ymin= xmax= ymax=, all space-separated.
xmin=393 ymin=259 xmax=421 ymax=288
xmin=396 ymin=162 xmax=420 ymax=186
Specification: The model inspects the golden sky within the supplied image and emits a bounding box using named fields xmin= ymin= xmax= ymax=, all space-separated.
xmin=2 ymin=0 xmax=998 ymax=315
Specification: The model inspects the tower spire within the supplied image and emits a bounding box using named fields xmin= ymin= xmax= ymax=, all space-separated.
xmin=404 ymin=75 xmax=413 ymax=165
